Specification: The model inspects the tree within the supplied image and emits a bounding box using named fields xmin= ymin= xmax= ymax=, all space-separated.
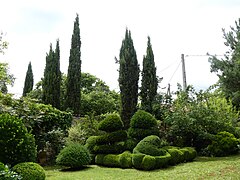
xmin=118 ymin=29 xmax=139 ymax=129
xmin=42 ymin=40 xmax=61 ymax=109
xmin=140 ymin=37 xmax=158 ymax=114
xmin=0 ymin=63 xmax=14 ymax=94
xmin=22 ymin=62 xmax=34 ymax=97
xmin=0 ymin=32 xmax=8 ymax=54
xmin=209 ymin=19 xmax=240 ymax=110
xmin=65 ymin=14 xmax=81 ymax=115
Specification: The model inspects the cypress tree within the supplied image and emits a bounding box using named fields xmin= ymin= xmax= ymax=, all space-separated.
xmin=140 ymin=37 xmax=158 ymax=113
xmin=65 ymin=14 xmax=81 ymax=115
xmin=22 ymin=62 xmax=34 ymax=96
xmin=42 ymin=41 xmax=61 ymax=109
xmin=118 ymin=29 xmax=139 ymax=129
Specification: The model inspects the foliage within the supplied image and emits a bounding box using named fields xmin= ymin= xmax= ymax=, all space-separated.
xmin=65 ymin=14 xmax=81 ymax=115
xmin=98 ymin=113 xmax=123 ymax=132
xmin=118 ymin=151 xmax=132 ymax=168
xmin=0 ymin=162 xmax=22 ymax=180
xmin=118 ymin=29 xmax=140 ymax=129
xmin=0 ymin=32 xmax=8 ymax=54
xmin=95 ymin=130 xmax=127 ymax=145
xmin=56 ymin=143 xmax=91 ymax=168
xmin=165 ymin=148 xmax=184 ymax=165
xmin=164 ymin=86 xmax=239 ymax=151
xmin=85 ymin=136 xmax=98 ymax=154
xmin=42 ymin=41 xmax=61 ymax=109
xmin=207 ymin=131 xmax=240 ymax=157
xmin=22 ymin=62 xmax=34 ymax=97
xmin=209 ymin=19 xmax=240 ymax=110
xmin=140 ymin=36 xmax=158 ymax=114
xmin=12 ymin=162 xmax=45 ymax=180
xmin=0 ymin=63 xmax=15 ymax=94
xmin=102 ymin=154 xmax=120 ymax=167
xmin=0 ymin=113 xmax=37 ymax=166
xmin=93 ymin=142 xmax=125 ymax=154
xmin=129 ymin=110 xmax=159 ymax=140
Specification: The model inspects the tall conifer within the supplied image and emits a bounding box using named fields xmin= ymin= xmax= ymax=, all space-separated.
xmin=119 ymin=29 xmax=139 ymax=129
xmin=22 ymin=62 xmax=34 ymax=96
xmin=140 ymin=37 xmax=158 ymax=113
xmin=65 ymin=14 xmax=81 ymax=115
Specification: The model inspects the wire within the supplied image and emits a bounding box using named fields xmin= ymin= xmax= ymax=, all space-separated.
xmin=159 ymin=60 xmax=179 ymax=73
xmin=168 ymin=60 xmax=181 ymax=83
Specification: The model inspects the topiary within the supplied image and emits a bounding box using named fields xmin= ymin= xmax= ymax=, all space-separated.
xmin=0 ymin=113 xmax=37 ymax=166
xmin=130 ymin=110 xmax=157 ymax=129
xmin=85 ymin=136 xmax=98 ymax=153
xmin=132 ymin=154 xmax=145 ymax=169
xmin=166 ymin=148 xmax=184 ymax=165
xmin=207 ymin=131 xmax=240 ymax=157
xmin=95 ymin=154 xmax=106 ymax=165
xmin=12 ymin=162 xmax=45 ymax=180
xmin=180 ymin=147 xmax=197 ymax=162
xmin=56 ymin=143 xmax=91 ymax=168
xmin=93 ymin=142 xmax=125 ymax=154
xmin=124 ymin=138 xmax=138 ymax=151
xmin=98 ymin=113 xmax=124 ymax=132
xmin=102 ymin=154 xmax=120 ymax=167
xmin=119 ymin=151 xmax=132 ymax=168
xmin=142 ymin=155 xmax=156 ymax=170
xmin=95 ymin=130 xmax=128 ymax=145
xmin=128 ymin=127 xmax=159 ymax=141
xmin=155 ymin=153 xmax=171 ymax=168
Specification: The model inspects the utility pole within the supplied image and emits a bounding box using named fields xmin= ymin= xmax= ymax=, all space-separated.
xmin=181 ymin=54 xmax=187 ymax=91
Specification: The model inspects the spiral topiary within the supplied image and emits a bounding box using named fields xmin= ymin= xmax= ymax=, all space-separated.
xmin=56 ymin=143 xmax=91 ymax=168
xmin=98 ymin=113 xmax=124 ymax=132
xmin=12 ymin=162 xmax=45 ymax=180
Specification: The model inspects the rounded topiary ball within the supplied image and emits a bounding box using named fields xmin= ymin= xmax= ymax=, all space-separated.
xmin=12 ymin=162 xmax=45 ymax=180
xmin=98 ymin=113 xmax=124 ymax=132
xmin=130 ymin=110 xmax=157 ymax=129
xmin=56 ymin=143 xmax=91 ymax=168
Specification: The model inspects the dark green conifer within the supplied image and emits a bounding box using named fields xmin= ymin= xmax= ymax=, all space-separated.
xmin=118 ymin=29 xmax=139 ymax=129
xmin=65 ymin=14 xmax=81 ymax=115
xmin=140 ymin=37 xmax=158 ymax=113
xmin=22 ymin=62 xmax=34 ymax=97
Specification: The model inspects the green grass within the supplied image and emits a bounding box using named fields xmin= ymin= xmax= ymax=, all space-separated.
xmin=45 ymin=154 xmax=240 ymax=180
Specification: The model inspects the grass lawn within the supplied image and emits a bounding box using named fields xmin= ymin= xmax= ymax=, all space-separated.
xmin=45 ymin=154 xmax=240 ymax=180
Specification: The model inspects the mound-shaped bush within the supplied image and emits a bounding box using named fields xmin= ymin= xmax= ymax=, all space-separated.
xmin=93 ymin=142 xmax=125 ymax=154
xmin=56 ymin=143 xmax=91 ymax=168
xmin=95 ymin=130 xmax=128 ymax=145
xmin=119 ymin=151 xmax=132 ymax=169
xmin=207 ymin=131 xmax=240 ymax=156
xmin=130 ymin=110 xmax=157 ymax=129
xmin=129 ymin=110 xmax=159 ymax=140
xmin=98 ymin=113 xmax=124 ymax=132
xmin=0 ymin=113 xmax=37 ymax=166
xmin=166 ymin=148 xmax=184 ymax=165
xmin=13 ymin=162 xmax=45 ymax=180
xmin=132 ymin=135 xmax=171 ymax=170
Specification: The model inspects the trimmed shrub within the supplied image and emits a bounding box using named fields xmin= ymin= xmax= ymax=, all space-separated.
xmin=85 ymin=136 xmax=98 ymax=153
xmin=130 ymin=110 xmax=157 ymax=129
xmin=12 ymin=162 xmax=45 ymax=180
xmin=95 ymin=130 xmax=128 ymax=145
xmin=142 ymin=155 xmax=156 ymax=170
xmin=93 ymin=142 xmax=125 ymax=154
xmin=155 ymin=152 xmax=171 ymax=168
xmin=0 ymin=162 xmax=22 ymax=180
xmin=167 ymin=148 xmax=184 ymax=165
xmin=132 ymin=154 xmax=145 ymax=169
xmin=181 ymin=147 xmax=197 ymax=161
xmin=128 ymin=127 xmax=159 ymax=140
xmin=0 ymin=113 xmax=37 ymax=166
xmin=95 ymin=154 xmax=106 ymax=165
xmin=119 ymin=151 xmax=132 ymax=168
xmin=124 ymin=138 xmax=138 ymax=151
xmin=207 ymin=131 xmax=240 ymax=157
xmin=98 ymin=113 xmax=124 ymax=132
xmin=56 ymin=143 xmax=91 ymax=168
xmin=103 ymin=154 xmax=120 ymax=167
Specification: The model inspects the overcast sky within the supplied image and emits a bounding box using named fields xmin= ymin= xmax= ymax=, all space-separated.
xmin=1 ymin=0 xmax=240 ymax=97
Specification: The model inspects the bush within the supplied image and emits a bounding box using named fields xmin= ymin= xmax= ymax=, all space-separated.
xmin=128 ymin=127 xmax=159 ymax=140
xmin=93 ymin=142 xmax=125 ymax=154
xmin=132 ymin=154 xmax=145 ymax=169
xmin=142 ymin=155 xmax=156 ymax=170
xmin=207 ymin=131 xmax=240 ymax=156
xmin=95 ymin=154 xmax=106 ymax=165
xmin=124 ymin=138 xmax=138 ymax=151
xmin=85 ymin=136 xmax=98 ymax=153
xmin=98 ymin=113 xmax=123 ymax=132
xmin=0 ymin=113 xmax=37 ymax=166
xmin=130 ymin=110 xmax=157 ymax=129
xmin=56 ymin=143 xmax=91 ymax=168
xmin=0 ymin=162 xmax=22 ymax=180
xmin=155 ymin=152 xmax=171 ymax=168
xmin=95 ymin=130 xmax=128 ymax=145
xmin=166 ymin=148 xmax=184 ymax=165
xmin=12 ymin=162 xmax=45 ymax=180
xmin=119 ymin=151 xmax=132 ymax=168
xmin=181 ymin=147 xmax=197 ymax=161
xmin=103 ymin=154 xmax=120 ymax=167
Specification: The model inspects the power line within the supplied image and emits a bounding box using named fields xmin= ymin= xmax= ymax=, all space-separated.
xmin=159 ymin=60 xmax=179 ymax=73
xmin=168 ymin=60 xmax=181 ymax=84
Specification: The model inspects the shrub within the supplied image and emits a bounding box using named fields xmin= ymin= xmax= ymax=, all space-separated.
xmin=166 ymin=148 xmax=184 ymax=165
xmin=93 ymin=142 xmax=125 ymax=154
xmin=207 ymin=131 xmax=240 ymax=156
xmin=181 ymin=147 xmax=197 ymax=161
xmin=130 ymin=110 xmax=157 ymax=129
xmin=0 ymin=113 xmax=37 ymax=166
xmin=124 ymin=138 xmax=138 ymax=151
xmin=142 ymin=155 xmax=156 ymax=170
xmin=98 ymin=113 xmax=124 ymax=132
xmin=132 ymin=154 xmax=145 ymax=169
xmin=95 ymin=130 xmax=128 ymax=145
xmin=12 ymin=162 xmax=45 ymax=180
xmin=56 ymin=143 xmax=91 ymax=168
xmin=0 ymin=162 xmax=22 ymax=180
xmin=95 ymin=154 xmax=106 ymax=165
xmin=119 ymin=151 xmax=132 ymax=168
xmin=155 ymin=152 xmax=171 ymax=168
xmin=128 ymin=127 xmax=159 ymax=140
xmin=103 ymin=154 xmax=120 ymax=167
xmin=85 ymin=136 xmax=98 ymax=153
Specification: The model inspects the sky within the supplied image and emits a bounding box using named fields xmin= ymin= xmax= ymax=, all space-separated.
xmin=1 ymin=0 xmax=240 ymax=97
